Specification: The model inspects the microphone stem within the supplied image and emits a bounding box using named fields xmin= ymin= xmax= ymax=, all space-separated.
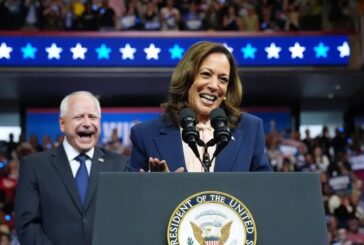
xmin=202 ymin=145 xmax=211 ymax=172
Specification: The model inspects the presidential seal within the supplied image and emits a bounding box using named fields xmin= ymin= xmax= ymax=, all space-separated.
xmin=167 ymin=191 xmax=256 ymax=245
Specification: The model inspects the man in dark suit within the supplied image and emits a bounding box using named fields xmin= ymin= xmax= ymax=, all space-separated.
xmin=15 ymin=91 xmax=127 ymax=245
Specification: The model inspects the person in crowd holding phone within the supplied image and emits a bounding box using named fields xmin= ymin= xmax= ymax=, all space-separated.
xmin=126 ymin=41 xmax=271 ymax=173
xmin=15 ymin=91 xmax=127 ymax=245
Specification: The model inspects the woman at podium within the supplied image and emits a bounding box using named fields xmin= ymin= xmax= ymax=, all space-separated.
xmin=126 ymin=41 xmax=272 ymax=173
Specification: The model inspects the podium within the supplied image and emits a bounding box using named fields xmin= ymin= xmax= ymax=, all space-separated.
xmin=93 ymin=172 xmax=328 ymax=245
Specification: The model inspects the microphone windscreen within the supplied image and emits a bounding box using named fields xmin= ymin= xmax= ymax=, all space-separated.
xmin=179 ymin=108 xmax=196 ymax=127
xmin=210 ymin=108 xmax=227 ymax=128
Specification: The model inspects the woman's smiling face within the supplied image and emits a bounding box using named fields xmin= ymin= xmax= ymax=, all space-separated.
xmin=187 ymin=52 xmax=230 ymax=123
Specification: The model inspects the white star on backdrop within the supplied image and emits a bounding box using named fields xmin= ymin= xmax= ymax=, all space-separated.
xmin=265 ymin=43 xmax=281 ymax=59
xmin=119 ymin=43 xmax=136 ymax=60
xmin=337 ymin=41 xmax=350 ymax=58
xmin=144 ymin=43 xmax=161 ymax=60
xmin=222 ymin=43 xmax=234 ymax=53
xmin=70 ymin=43 xmax=87 ymax=60
xmin=0 ymin=42 xmax=13 ymax=59
xmin=289 ymin=42 xmax=306 ymax=59
xmin=45 ymin=43 xmax=63 ymax=60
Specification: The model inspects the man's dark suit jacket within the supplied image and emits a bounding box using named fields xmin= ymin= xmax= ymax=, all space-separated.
xmin=15 ymin=145 xmax=127 ymax=245
xmin=126 ymin=112 xmax=272 ymax=172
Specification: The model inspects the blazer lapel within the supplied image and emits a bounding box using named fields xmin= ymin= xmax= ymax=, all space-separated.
xmin=154 ymin=125 xmax=186 ymax=171
xmin=84 ymin=147 xmax=105 ymax=212
xmin=215 ymin=129 xmax=244 ymax=171
xmin=51 ymin=146 xmax=83 ymax=213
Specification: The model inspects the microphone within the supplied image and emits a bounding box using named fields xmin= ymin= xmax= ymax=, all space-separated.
xmin=210 ymin=108 xmax=231 ymax=157
xmin=179 ymin=108 xmax=201 ymax=159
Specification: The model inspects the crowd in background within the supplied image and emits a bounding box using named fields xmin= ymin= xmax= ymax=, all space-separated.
xmin=0 ymin=0 xmax=360 ymax=32
xmin=1 ymin=123 xmax=364 ymax=244
xmin=0 ymin=1 xmax=363 ymax=243
xmin=266 ymin=123 xmax=364 ymax=245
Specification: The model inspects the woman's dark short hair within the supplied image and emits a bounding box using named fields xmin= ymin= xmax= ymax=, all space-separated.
xmin=162 ymin=41 xmax=243 ymax=129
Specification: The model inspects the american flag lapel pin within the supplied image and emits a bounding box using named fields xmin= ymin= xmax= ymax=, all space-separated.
xmin=98 ymin=158 xmax=104 ymax=163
